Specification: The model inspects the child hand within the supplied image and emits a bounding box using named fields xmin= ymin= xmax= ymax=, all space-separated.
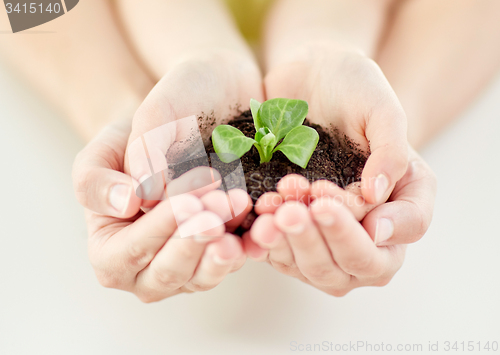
xmin=244 ymin=146 xmax=436 ymax=296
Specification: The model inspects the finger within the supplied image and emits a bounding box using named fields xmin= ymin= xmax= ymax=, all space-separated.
xmin=225 ymin=189 xmax=253 ymax=231
xmin=277 ymin=174 xmax=311 ymax=204
xmin=310 ymin=197 xmax=387 ymax=278
xmin=274 ymin=201 xmax=349 ymax=287
xmin=361 ymin=86 xmax=409 ymax=205
xmin=250 ymin=214 xmax=298 ymax=277
xmin=183 ymin=234 xmax=243 ymax=292
xmin=124 ymin=90 xmax=176 ymax=186
xmin=167 ymin=167 xmax=221 ymax=198
xmin=310 ymin=180 xmax=376 ymax=221
xmin=229 ymin=237 xmax=247 ymax=272
xmin=200 ymin=189 xmax=252 ymax=233
xmin=126 ymin=114 xmax=176 ymax=206
xmin=139 ymin=165 xmax=221 ymax=209
xmin=242 ymin=231 xmax=269 ymax=262
xmin=362 ymin=151 xmax=437 ymax=246
xmin=250 ymin=213 xmax=285 ymax=249
xmin=134 ymin=211 xmax=225 ymax=301
xmin=73 ymin=119 xmax=143 ymax=218
xmin=125 ymin=91 xmax=207 ymax=204
xmin=255 ymin=192 xmax=283 ymax=215
xmin=90 ymin=194 xmax=204 ymax=289
xmin=165 ymin=167 xmax=223 ymax=228
xmin=137 ymin=173 xmax=167 ymax=208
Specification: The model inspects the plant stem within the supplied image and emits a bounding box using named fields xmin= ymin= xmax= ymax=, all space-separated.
xmin=254 ymin=144 xmax=272 ymax=164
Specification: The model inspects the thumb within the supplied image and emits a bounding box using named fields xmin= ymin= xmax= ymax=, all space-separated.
xmin=361 ymin=94 xmax=409 ymax=205
xmin=72 ymin=119 xmax=142 ymax=218
xmin=362 ymin=147 xmax=437 ymax=246
xmin=125 ymin=106 xmax=176 ymax=205
xmin=124 ymin=89 xmax=208 ymax=206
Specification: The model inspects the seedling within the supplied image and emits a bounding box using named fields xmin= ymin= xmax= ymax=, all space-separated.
xmin=212 ymin=98 xmax=319 ymax=169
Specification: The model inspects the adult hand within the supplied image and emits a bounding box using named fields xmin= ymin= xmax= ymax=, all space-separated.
xmin=124 ymin=50 xmax=264 ymax=206
xmin=73 ymin=119 xmax=251 ymax=303
xmin=265 ymin=49 xmax=409 ymax=205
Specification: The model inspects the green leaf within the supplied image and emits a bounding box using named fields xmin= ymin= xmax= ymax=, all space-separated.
xmin=250 ymin=98 xmax=263 ymax=131
xmin=212 ymin=125 xmax=256 ymax=163
xmin=258 ymin=131 xmax=277 ymax=163
xmin=258 ymin=98 xmax=308 ymax=141
xmin=274 ymin=126 xmax=319 ymax=168
xmin=255 ymin=127 xmax=270 ymax=142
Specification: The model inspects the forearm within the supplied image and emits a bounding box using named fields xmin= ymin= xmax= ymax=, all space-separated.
xmin=377 ymin=0 xmax=500 ymax=148
xmin=115 ymin=0 xmax=257 ymax=79
xmin=263 ymin=0 xmax=396 ymax=70
xmin=0 ymin=0 xmax=153 ymax=141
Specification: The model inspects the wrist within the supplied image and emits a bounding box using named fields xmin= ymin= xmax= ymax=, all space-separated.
xmin=266 ymin=39 xmax=367 ymax=72
xmin=170 ymin=46 xmax=259 ymax=72
xmin=264 ymin=0 xmax=393 ymax=70
xmin=71 ymin=71 xmax=155 ymax=142
xmin=168 ymin=48 xmax=262 ymax=97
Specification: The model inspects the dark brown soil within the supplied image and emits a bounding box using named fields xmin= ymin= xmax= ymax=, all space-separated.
xmin=172 ymin=110 xmax=368 ymax=196
xmin=170 ymin=110 xmax=368 ymax=233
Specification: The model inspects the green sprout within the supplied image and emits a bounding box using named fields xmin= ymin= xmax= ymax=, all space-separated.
xmin=212 ymin=98 xmax=319 ymax=169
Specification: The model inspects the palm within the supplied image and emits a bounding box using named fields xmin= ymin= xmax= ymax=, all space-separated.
xmin=265 ymin=52 xmax=405 ymax=156
xmin=129 ymin=55 xmax=263 ymax=154
xmin=264 ymin=51 xmax=408 ymax=205
xmin=123 ymin=54 xmax=264 ymax=203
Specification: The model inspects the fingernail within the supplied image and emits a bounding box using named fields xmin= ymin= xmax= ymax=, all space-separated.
xmin=213 ymin=253 xmax=233 ymax=266
xmin=173 ymin=211 xmax=192 ymax=224
xmin=191 ymin=177 xmax=207 ymax=190
xmin=375 ymin=218 xmax=394 ymax=244
xmin=109 ymin=184 xmax=131 ymax=214
xmin=374 ymin=174 xmax=389 ymax=204
xmin=313 ymin=213 xmax=335 ymax=227
xmin=280 ymin=221 xmax=305 ymax=235
xmin=139 ymin=174 xmax=153 ymax=200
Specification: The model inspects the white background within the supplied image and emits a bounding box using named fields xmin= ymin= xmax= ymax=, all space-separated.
xmin=0 ymin=61 xmax=499 ymax=354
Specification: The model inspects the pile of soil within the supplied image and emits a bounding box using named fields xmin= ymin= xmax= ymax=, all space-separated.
xmin=171 ymin=110 xmax=368 ymax=232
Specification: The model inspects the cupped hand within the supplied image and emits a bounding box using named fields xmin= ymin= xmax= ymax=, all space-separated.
xmin=244 ymin=146 xmax=436 ymax=296
xmin=124 ymin=50 xmax=264 ymax=206
xmin=72 ymin=50 xmax=262 ymax=301
xmin=265 ymin=49 xmax=409 ymax=205
xmin=73 ymin=119 xmax=251 ymax=302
